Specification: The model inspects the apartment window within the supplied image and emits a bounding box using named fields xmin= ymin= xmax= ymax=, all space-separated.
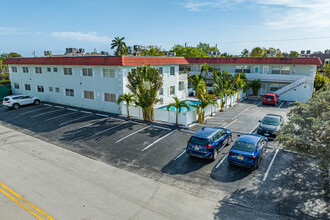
xmin=14 ymin=83 xmax=19 ymax=89
xmin=272 ymin=66 xmax=280 ymax=74
xmin=11 ymin=67 xmax=17 ymax=72
xmin=179 ymin=82 xmax=185 ymax=91
xmin=35 ymin=67 xmax=42 ymax=74
xmin=104 ymin=93 xmax=116 ymax=102
xmin=170 ymin=86 xmax=175 ymax=95
xmin=55 ymin=87 xmax=60 ymax=93
xmin=37 ymin=85 xmax=44 ymax=92
xmin=63 ymin=68 xmax=72 ymax=75
xmin=25 ymin=84 xmax=31 ymax=91
xmin=170 ymin=67 xmax=175 ymax=75
xmin=49 ymin=86 xmax=53 ymax=92
xmin=235 ymin=65 xmax=243 ymax=73
xmin=47 ymin=67 xmax=51 ymax=72
xmin=243 ymin=66 xmax=251 ymax=73
xmin=84 ymin=90 xmax=94 ymax=99
xmin=82 ymin=68 xmax=93 ymax=76
xmin=103 ymin=69 xmax=115 ymax=78
xmin=22 ymin=67 xmax=29 ymax=73
xmin=158 ymin=67 xmax=163 ymax=75
xmin=53 ymin=67 xmax=58 ymax=72
xmin=159 ymin=88 xmax=164 ymax=96
xmin=281 ymin=66 xmax=290 ymax=75
xmin=65 ymin=89 xmax=74 ymax=97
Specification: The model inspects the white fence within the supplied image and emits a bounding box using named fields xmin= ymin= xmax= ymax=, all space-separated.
xmin=121 ymin=90 xmax=246 ymax=126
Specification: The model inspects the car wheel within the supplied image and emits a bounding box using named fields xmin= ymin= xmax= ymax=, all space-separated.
xmin=34 ymin=99 xmax=40 ymax=105
xmin=212 ymin=149 xmax=218 ymax=161
xmin=13 ymin=103 xmax=20 ymax=110
xmin=227 ymin=135 xmax=232 ymax=145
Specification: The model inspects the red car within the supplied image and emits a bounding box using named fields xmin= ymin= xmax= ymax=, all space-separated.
xmin=263 ymin=93 xmax=278 ymax=106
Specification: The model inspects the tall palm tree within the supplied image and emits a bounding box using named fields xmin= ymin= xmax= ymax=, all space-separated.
xmin=117 ymin=93 xmax=135 ymax=118
xmin=209 ymin=98 xmax=219 ymax=116
xmin=166 ymin=97 xmax=190 ymax=126
xmin=212 ymin=69 xmax=231 ymax=110
xmin=111 ymin=36 xmax=127 ymax=56
xmin=127 ymin=65 xmax=163 ymax=121
xmin=200 ymin=63 xmax=213 ymax=77
xmin=188 ymin=73 xmax=203 ymax=94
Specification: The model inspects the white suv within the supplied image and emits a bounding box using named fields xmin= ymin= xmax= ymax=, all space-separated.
xmin=2 ymin=95 xmax=41 ymax=109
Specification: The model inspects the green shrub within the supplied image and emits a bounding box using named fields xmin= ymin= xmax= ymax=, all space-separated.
xmin=0 ymin=74 xmax=9 ymax=80
xmin=0 ymin=80 xmax=11 ymax=85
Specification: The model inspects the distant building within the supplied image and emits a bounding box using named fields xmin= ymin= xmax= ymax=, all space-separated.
xmin=300 ymin=49 xmax=330 ymax=67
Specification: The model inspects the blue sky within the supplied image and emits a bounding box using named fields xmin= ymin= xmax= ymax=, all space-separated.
xmin=1 ymin=0 xmax=330 ymax=56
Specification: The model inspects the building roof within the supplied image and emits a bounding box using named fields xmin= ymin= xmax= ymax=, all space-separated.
xmin=2 ymin=56 xmax=189 ymax=66
xmin=186 ymin=57 xmax=322 ymax=65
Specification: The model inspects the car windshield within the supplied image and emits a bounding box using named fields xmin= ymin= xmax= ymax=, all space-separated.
xmin=232 ymin=142 xmax=255 ymax=152
xmin=265 ymin=95 xmax=274 ymax=99
xmin=189 ymin=137 xmax=209 ymax=146
xmin=262 ymin=117 xmax=280 ymax=126
xmin=3 ymin=98 xmax=9 ymax=101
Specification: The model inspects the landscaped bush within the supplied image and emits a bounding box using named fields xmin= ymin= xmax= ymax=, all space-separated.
xmin=0 ymin=74 xmax=9 ymax=80
xmin=0 ymin=80 xmax=11 ymax=85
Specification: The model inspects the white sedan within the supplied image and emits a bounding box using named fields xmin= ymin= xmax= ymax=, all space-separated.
xmin=2 ymin=95 xmax=41 ymax=109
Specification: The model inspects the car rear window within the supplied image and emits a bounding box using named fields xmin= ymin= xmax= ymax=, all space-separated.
xmin=232 ymin=142 xmax=255 ymax=152
xmin=262 ymin=117 xmax=280 ymax=126
xmin=190 ymin=137 xmax=209 ymax=146
xmin=3 ymin=98 xmax=9 ymax=101
xmin=265 ymin=95 xmax=274 ymax=99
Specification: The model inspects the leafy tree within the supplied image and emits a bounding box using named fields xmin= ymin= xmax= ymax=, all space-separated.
xmin=276 ymin=87 xmax=330 ymax=170
xmin=200 ymin=63 xmax=213 ymax=76
xmin=188 ymin=73 xmax=204 ymax=92
xmin=314 ymin=74 xmax=330 ymax=91
xmin=319 ymin=63 xmax=330 ymax=78
xmin=140 ymin=45 xmax=166 ymax=56
xmin=288 ymin=51 xmax=299 ymax=58
xmin=248 ymin=79 xmax=261 ymax=96
xmin=241 ymin=49 xmax=249 ymax=57
xmin=117 ymin=93 xmax=136 ymax=118
xmin=220 ymin=52 xmax=234 ymax=58
xmin=111 ymin=36 xmax=127 ymax=56
xmin=127 ymin=65 xmax=163 ymax=121
xmin=196 ymin=42 xmax=219 ymax=55
xmin=8 ymin=52 xmax=22 ymax=57
xmin=250 ymin=47 xmax=264 ymax=57
xmin=166 ymin=97 xmax=190 ymax=125
xmin=171 ymin=42 xmax=218 ymax=57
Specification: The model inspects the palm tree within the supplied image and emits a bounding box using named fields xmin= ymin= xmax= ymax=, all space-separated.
xmin=200 ymin=63 xmax=213 ymax=77
xmin=241 ymin=49 xmax=249 ymax=57
xmin=127 ymin=65 xmax=163 ymax=121
xmin=209 ymin=98 xmax=219 ymax=116
xmin=117 ymin=93 xmax=135 ymax=118
xmin=166 ymin=97 xmax=190 ymax=126
xmin=188 ymin=73 xmax=203 ymax=95
xmin=212 ymin=69 xmax=231 ymax=110
xmin=111 ymin=36 xmax=127 ymax=56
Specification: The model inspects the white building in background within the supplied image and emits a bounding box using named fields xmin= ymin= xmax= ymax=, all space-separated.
xmin=4 ymin=56 xmax=189 ymax=114
xmin=183 ymin=57 xmax=322 ymax=102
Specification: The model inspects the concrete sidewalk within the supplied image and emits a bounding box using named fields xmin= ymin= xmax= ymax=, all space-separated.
xmin=0 ymin=124 xmax=219 ymax=220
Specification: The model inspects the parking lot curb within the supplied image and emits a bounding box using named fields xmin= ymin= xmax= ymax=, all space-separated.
xmin=282 ymin=149 xmax=316 ymax=158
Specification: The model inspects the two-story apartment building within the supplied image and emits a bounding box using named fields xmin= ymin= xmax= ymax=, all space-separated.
xmin=4 ymin=56 xmax=189 ymax=114
xmin=183 ymin=57 xmax=322 ymax=102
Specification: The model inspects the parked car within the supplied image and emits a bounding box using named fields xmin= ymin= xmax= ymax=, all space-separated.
xmin=2 ymin=95 xmax=41 ymax=109
xmin=228 ymin=134 xmax=268 ymax=169
xmin=257 ymin=114 xmax=284 ymax=138
xmin=263 ymin=93 xmax=278 ymax=106
xmin=186 ymin=127 xmax=232 ymax=160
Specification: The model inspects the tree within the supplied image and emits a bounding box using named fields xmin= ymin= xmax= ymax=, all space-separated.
xmin=117 ymin=93 xmax=135 ymax=118
xmin=166 ymin=97 xmax=190 ymax=125
xmin=233 ymin=72 xmax=247 ymax=101
xmin=140 ymin=45 xmax=166 ymax=56
xmin=241 ymin=49 xmax=249 ymax=57
xmin=248 ymin=79 xmax=261 ymax=96
xmin=276 ymin=87 xmax=330 ymax=170
xmin=196 ymin=42 xmax=219 ymax=55
xmin=212 ymin=69 xmax=231 ymax=110
xmin=111 ymin=36 xmax=127 ymax=56
xmin=319 ymin=63 xmax=330 ymax=78
xmin=188 ymin=73 xmax=204 ymax=92
xmin=209 ymin=98 xmax=219 ymax=116
xmin=127 ymin=65 xmax=163 ymax=121
xmin=288 ymin=51 xmax=299 ymax=58
xmin=200 ymin=63 xmax=213 ymax=76
xmin=8 ymin=52 xmax=22 ymax=58
xmin=314 ymin=74 xmax=330 ymax=91
xmin=250 ymin=47 xmax=264 ymax=57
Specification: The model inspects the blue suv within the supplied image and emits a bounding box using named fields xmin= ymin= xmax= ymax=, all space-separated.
xmin=186 ymin=127 xmax=232 ymax=161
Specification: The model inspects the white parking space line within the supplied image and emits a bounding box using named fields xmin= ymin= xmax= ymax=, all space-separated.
xmin=116 ymin=125 xmax=152 ymax=143
xmin=174 ymin=150 xmax=186 ymax=160
xmin=256 ymin=101 xmax=262 ymax=106
xmin=78 ymin=118 xmax=109 ymax=129
xmin=215 ymin=153 xmax=229 ymax=169
xmin=44 ymin=112 xmax=76 ymax=122
xmin=263 ymin=149 xmax=279 ymax=181
xmin=18 ymin=107 xmax=51 ymax=115
xmin=96 ymin=113 xmax=109 ymax=118
xmin=278 ymin=102 xmax=284 ymax=109
xmin=110 ymin=117 xmax=125 ymax=122
xmin=31 ymin=109 xmax=64 ymax=118
xmin=232 ymin=106 xmax=253 ymax=119
xmin=223 ymin=119 xmax=237 ymax=128
xmin=94 ymin=121 xmax=129 ymax=136
xmin=67 ymin=108 xmax=78 ymax=112
xmin=81 ymin=110 xmax=93 ymax=114
xmin=180 ymin=129 xmax=195 ymax=134
xmin=152 ymin=125 xmax=172 ymax=131
xmin=249 ymin=124 xmax=259 ymax=134
xmin=142 ymin=129 xmax=177 ymax=151
xmin=43 ymin=103 xmax=52 ymax=107
xmin=54 ymin=105 xmax=64 ymax=109
xmin=58 ymin=115 xmax=92 ymax=127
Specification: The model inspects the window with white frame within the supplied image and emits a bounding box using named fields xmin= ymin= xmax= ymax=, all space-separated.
xmin=37 ymin=85 xmax=44 ymax=92
xmin=170 ymin=86 xmax=175 ymax=95
xmin=47 ymin=67 xmax=51 ymax=72
xmin=35 ymin=67 xmax=42 ymax=74
xmin=235 ymin=65 xmax=243 ymax=73
xmin=14 ymin=83 xmax=19 ymax=89
xmin=159 ymin=88 xmax=164 ymax=96
xmin=281 ymin=66 xmax=290 ymax=75
xmin=22 ymin=67 xmax=29 ymax=73
xmin=55 ymin=87 xmax=60 ymax=93
xmin=272 ymin=66 xmax=280 ymax=74
xmin=53 ymin=67 xmax=58 ymax=72
xmin=103 ymin=69 xmax=115 ymax=78
xmin=63 ymin=68 xmax=72 ymax=75
xmin=49 ymin=86 xmax=53 ymax=92
xmin=158 ymin=67 xmax=163 ymax=74
xmin=82 ymin=68 xmax=93 ymax=76
xmin=179 ymin=82 xmax=185 ymax=91
xmin=170 ymin=67 xmax=175 ymax=75
xmin=25 ymin=84 xmax=31 ymax=91
xmin=243 ymin=66 xmax=251 ymax=73
xmin=104 ymin=93 xmax=116 ymax=102
xmin=65 ymin=89 xmax=74 ymax=96
xmin=84 ymin=90 xmax=94 ymax=99
xmin=11 ymin=67 xmax=17 ymax=72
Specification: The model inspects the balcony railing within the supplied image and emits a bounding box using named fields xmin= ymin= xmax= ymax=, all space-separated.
xmin=179 ymin=73 xmax=188 ymax=81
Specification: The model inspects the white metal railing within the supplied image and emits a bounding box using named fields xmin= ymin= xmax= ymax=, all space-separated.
xmin=274 ymin=75 xmax=314 ymax=95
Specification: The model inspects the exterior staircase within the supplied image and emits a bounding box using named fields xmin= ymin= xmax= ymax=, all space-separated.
xmin=275 ymin=75 xmax=314 ymax=96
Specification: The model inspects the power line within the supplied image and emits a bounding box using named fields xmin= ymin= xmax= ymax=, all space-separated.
xmin=222 ymin=36 xmax=330 ymax=44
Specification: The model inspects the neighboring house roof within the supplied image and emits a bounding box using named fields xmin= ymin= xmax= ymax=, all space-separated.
xmin=186 ymin=57 xmax=322 ymax=65
xmin=2 ymin=56 xmax=189 ymax=66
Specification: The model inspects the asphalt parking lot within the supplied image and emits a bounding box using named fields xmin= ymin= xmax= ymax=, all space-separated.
xmin=0 ymin=99 xmax=328 ymax=219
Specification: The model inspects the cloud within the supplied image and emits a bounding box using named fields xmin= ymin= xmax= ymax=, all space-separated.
xmin=51 ymin=31 xmax=111 ymax=43
xmin=180 ymin=0 xmax=244 ymax=12
xmin=0 ymin=27 xmax=35 ymax=36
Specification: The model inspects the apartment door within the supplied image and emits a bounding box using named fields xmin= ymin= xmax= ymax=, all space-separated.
xmin=263 ymin=66 xmax=269 ymax=74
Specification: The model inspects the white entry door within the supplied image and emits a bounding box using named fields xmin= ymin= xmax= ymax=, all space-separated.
xmin=263 ymin=66 xmax=269 ymax=74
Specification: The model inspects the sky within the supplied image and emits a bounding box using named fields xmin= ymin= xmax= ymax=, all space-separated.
xmin=1 ymin=0 xmax=330 ymax=57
